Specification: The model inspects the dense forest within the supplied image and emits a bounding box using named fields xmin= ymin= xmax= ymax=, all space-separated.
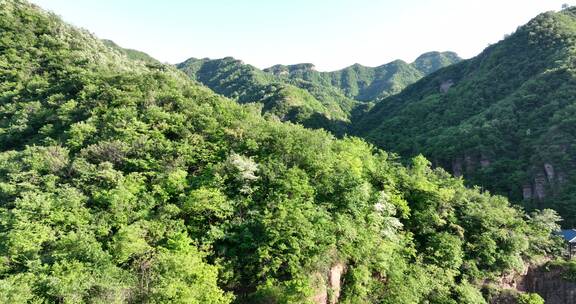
xmin=175 ymin=52 xmax=459 ymax=135
xmin=174 ymin=7 xmax=576 ymax=231
xmin=353 ymin=7 xmax=576 ymax=227
xmin=176 ymin=56 xmax=355 ymax=134
xmin=0 ymin=1 xmax=562 ymax=303
xmin=102 ymin=40 xmax=160 ymax=65
xmin=264 ymin=51 xmax=461 ymax=101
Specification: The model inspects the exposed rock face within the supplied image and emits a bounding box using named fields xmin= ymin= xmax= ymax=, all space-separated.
xmin=534 ymin=173 xmax=547 ymax=199
xmin=489 ymin=291 xmax=519 ymax=304
xmin=440 ymin=79 xmax=454 ymax=93
xmin=522 ymin=185 xmax=533 ymax=200
xmin=544 ymin=163 xmax=555 ymax=181
xmin=446 ymin=155 xmax=562 ymax=203
xmin=497 ymin=263 xmax=531 ymax=290
xmin=465 ymin=155 xmax=475 ymax=174
xmin=480 ymin=159 xmax=491 ymax=168
xmin=329 ymin=263 xmax=346 ymax=304
xmin=521 ymin=266 xmax=576 ymax=304
xmin=312 ymin=263 xmax=347 ymax=304
xmin=452 ymin=158 xmax=463 ymax=177
xmin=311 ymin=272 xmax=328 ymax=304
xmin=448 ymin=154 xmax=493 ymax=178
xmin=520 ymin=164 xmax=564 ymax=201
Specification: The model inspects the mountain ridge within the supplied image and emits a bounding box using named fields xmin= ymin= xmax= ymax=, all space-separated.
xmin=0 ymin=1 xmax=561 ymax=303
xmin=263 ymin=51 xmax=462 ymax=101
xmin=175 ymin=52 xmax=461 ymax=134
xmin=353 ymin=7 xmax=576 ymax=225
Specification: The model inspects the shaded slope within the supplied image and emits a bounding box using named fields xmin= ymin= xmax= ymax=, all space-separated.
xmin=354 ymin=7 xmax=576 ymax=225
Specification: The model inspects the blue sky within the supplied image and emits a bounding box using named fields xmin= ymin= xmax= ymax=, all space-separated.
xmin=31 ymin=0 xmax=573 ymax=71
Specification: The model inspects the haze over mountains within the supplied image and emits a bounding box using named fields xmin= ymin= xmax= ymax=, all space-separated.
xmin=0 ymin=0 xmax=574 ymax=303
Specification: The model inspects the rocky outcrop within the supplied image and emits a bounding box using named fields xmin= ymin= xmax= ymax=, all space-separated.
xmin=311 ymin=272 xmax=328 ymax=304
xmin=446 ymin=156 xmax=568 ymax=203
xmin=521 ymin=265 xmax=576 ymax=304
xmin=452 ymin=158 xmax=463 ymax=177
xmin=480 ymin=156 xmax=491 ymax=168
xmin=489 ymin=290 xmax=521 ymax=304
xmin=489 ymin=261 xmax=576 ymax=304
xmin=312 ymin=263 xmax=347 ymax=304
xmin=522 ymin=184 xmax=533 ymax=200
xmin=544 ymin=163 xmax=555 ymax=182
xmin=440 ymin=79 xmax=454 ymax=93
xmin=464 ymin=155 xmax=475 ymax=174
xmin=521 ymin=163 xmax=562 ymax=201
xmin=328 ymin=263 xmax=345 ymax=304
xmin=450 ymin=154 xmax=488 ymax=177
xmin=533 ymin=172 xmax=547 ymax=200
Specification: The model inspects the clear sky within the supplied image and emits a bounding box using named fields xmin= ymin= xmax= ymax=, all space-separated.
xmin=30 ymin=0 xmax=573 ymax=71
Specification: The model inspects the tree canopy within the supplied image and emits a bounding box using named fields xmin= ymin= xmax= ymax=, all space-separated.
xmin=354 ymin=7 xmax=576 ymax=227
xmin=0 ymin=1 xmax=561 ymax=303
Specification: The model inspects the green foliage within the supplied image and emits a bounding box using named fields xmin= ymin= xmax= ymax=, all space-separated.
xmin=412 ymin=51 xmax=462 ymax=75
xmin=147 ymin=239 xmax=233 ymax=304
xmin=518 ymin=293 xmax=545 ymax=304
xmin=547 ymin=259 xmax=576 ymax=281
xmin=176 ymin=52 xmax=460 ymax=135
xmin=354 ymin=7 xmax=576 ymax=226
xmin=102 ymin=40 xmax=160 ymax=65
xmin=265 ymin=52 xmax=461 ymax=101
xmin=176 ymin=57 xmax=352 ymax=134
xmin=453 ymin=282 xmax=487 ymax=304
xmin=0 ymin=1 xmax=558 ymax=303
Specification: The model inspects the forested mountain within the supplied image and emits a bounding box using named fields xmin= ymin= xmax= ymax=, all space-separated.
xmin=175 ymin=52 xmax=460 ymax=133
xmin=265 ymin=51 xmax=461 ymax=101
xmin=102 ymin=39 xmax=160 ymax=65
xmin=176 ymin=57 xmax=354 ymax=134
xmin=0 ymin=1 xmax=559 ymax=303
xmin=411 ymin=51 xmax=462 ymax=75
xmin=353 ymin=7 xmax=576 ymax=226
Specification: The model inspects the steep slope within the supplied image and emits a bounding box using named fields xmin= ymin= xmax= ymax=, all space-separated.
xmin=0 ymin=1 xmax=560 ymax=303
xmin=176 ymin=57 xmax=353 ymax=133
xmin=354 ymin=7 xmax=576 ymax=225
xmin=265 ymin=51 xmax=461 ymax=101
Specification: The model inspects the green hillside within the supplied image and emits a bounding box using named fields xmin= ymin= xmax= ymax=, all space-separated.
xmin=176 ymin=57 xmax=353 ymax=133
xmin=176 ymin=53 xmax=460 ymax=134
xmin=102 ymin=39 xmax=160 ymax=65
xmin=265 ymin=51 xmax=461 ymax=101
xmin=0 ymin=1 xmax=560 ymax=303
xmin=354 ymin=7 xmax=576 ymax=226
xmin=412 ymin=51 xmax=462 ymax=75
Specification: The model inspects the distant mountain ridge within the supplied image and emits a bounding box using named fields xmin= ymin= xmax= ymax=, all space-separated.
xmin=175 ymin=52 xmax=460 ymax=133
xmin=265 ymin=51 xmax=461 ymax=101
